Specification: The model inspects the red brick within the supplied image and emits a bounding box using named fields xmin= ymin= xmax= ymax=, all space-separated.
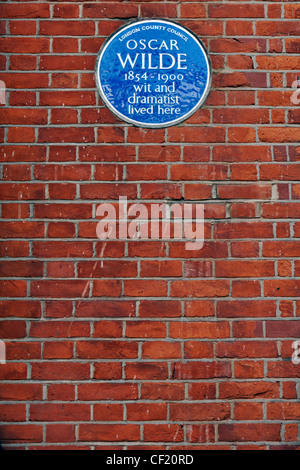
xmin=181 ymin=4 xmax=206 ymax=18
xmin=168 ymin=127 xmax=226 ymax=143
xmin=39 ymin=127 xmax=95 ymax=144
xmin=40 ymin=55 xmax=95 ymax=70
xmin=184 ymin=342 xmax=214 ymax=359
xmin=77 ymin=383 xmax=137 ymax=401
xmin=217 ymin=341 xmax=278 ymax=359
xmin=31 ymin=280 xmax=91 ymax=298
xmin=77 ymin=340 xmax=138 ymax=359
xmin=75 ymin=300 xmax=135 ymax=318
xmin=188 ymin=383 xmax=216 ymax=401
xmin=44 ymin=341 xmax=74 ymax=360
xmin=40 ymin=21 xmax=95 ymax=36
xmin=79 ymin=424 xmax=140 ymax=442
xmin=141 ymin=3 xmax=177 ymax=18
xmin=93 ymin=404 xmax=123 ymax=421
xmin=144 ymin=424 xmax=183 ymax=442
xmin=46 ymin=424 xmax=76 ymax=443
xmin=219 ymin=424 xmax=281 ymax=442
xmin=170 ymin=403 xmax=230 ymax=421
xmin=214 ymin=222 xmax=273 ymax=239
xmin=41 ymin=91 xmax=95 ymax=107
xmin=126 ymin=321 xmax=166 ymax=339
xmin=185 ymin=301 xmax=215 ymax=318
xmin=170 ymin=321 xmax=230 ymax=339
xmin=0 ymin=281 xmax=27 ymax=297
xmin=141 ymin=383 xmax=184 ymax=401
xmin=0 ymin=425 xmax=43 ymax=443
xmin=215 ymin=260 xmax=274 ymax=278
xmin=139 ymin=301 xmax=181 ymax=318
xmin=259 ymin=127 xmax=300 ymax=143
xmin=30 ymin=321 xmax=90 ymax=338
xmin=0 ymin=301 xmax=41 ymax=319
xmin=8 ymin=127 xmax=36 ymax=143
xmin=256 ymin=21 xmax=300 ymax=36
xmin=233 ymin=321 xmax=263 ymax=338
xmin=268 ymin=403 xmax=300 ymax=420
xmin=266 ymin=321 xmax=300 ymax=338
xmin=213 ymin=145 xmax=271 ymax=162
xmin=0 ymin=384 xmax=42 ymax=402
xmin=93 ymin=363 xmax=122 ymax=380
xmin=226 ymin=21 xmax=253 ymax=36
xmin=10 ymin=20 xmax=37 ymax=35
xmin=30 ymin=404 xmax=90 ymax=422
xmin=127 ymin=403 xmax=167 ymax=421
xmin=142 ymin=341 xmax=181 ymax=359
xmin=187 ymin=425 xmax=215 ymax=444
xmin=228 ymin=128 xmax=256 ymax=144
xmin=217 ymin=300 xmax=277 ymax=318
xmin=53 ymin=4 xmax=79 ymax=19
xmin=83 ymin=3 xmax=138 ymax=19
xmin=265 ymin=280 xmax=300 ymax=297
xmin=0 ymin=4 xmax=50 ymax=19
xmin=232 ymin=280 xmax=261 ymax=298
xmin=126 ymin=363 xmax=168 ymax=380
xmin=171 ymin=280 xmax=230 ymax=298
xmin=0 ymin=240 xmax=29 ymax=258
xmin=0 ymin=261 xmax=43 ymax=278
xmin=234 ymin=361 xmax=265 ymax=379
xmin=211 ymin=38 xmax=266 ymax=54
xmin=220 ymin=382 xmax=279 ymax=400
xmin=209 ymin=4 xmax=264 ymax=18
xmin=31 ymin=363 xmax=89 ymax=381
xmin=171 ymin=362 xmax=231 ymax=380
xmin=124 ymin=280 xmax=168 ymax=297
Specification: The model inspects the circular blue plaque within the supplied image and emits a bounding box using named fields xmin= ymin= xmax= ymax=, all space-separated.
xmin=96 ymin=19 xmax=211 ymax=128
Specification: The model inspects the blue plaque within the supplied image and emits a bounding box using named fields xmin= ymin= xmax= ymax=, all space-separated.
xmin=96 ymin=19 xmax=211 ymax=128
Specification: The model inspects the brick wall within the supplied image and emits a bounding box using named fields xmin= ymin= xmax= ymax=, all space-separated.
xmin=0 ymin=0 xmax=300 ymax=450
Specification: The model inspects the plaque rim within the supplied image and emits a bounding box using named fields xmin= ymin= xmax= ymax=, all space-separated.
xmin=95 ymin=18 xmax=212 ymax=129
